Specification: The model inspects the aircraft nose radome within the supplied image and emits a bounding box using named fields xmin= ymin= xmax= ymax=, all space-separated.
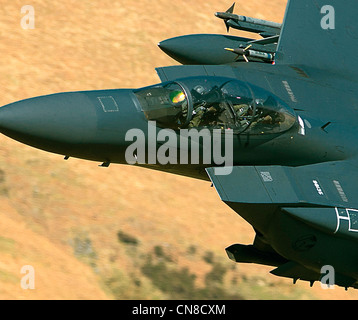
xmin=0 ymin=92 xmax=97 ymax=144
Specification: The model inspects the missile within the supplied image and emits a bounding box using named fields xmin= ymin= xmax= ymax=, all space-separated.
xmin=215 ymin=3 xmax=281 ymax=37
xmin=215 ymin=11 xmax=282 ymax=30
xmin=225 ymin=46 xmax=274 ymax=62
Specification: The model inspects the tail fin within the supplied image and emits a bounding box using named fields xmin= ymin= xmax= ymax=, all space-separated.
xmin=226 ymin=2 xmax=235 ymax=14
xmin=275 ymin=0 xmax=358 ymax=78
xmin=224 ymin=3 xmax=235 ymax=32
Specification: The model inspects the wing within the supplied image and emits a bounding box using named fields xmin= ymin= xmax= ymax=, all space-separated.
xmin=206 ymin=160 xmax=358 ymax=209
xmin=206 ymin=160 xmax=358 ymax=287
xmin=206 ymin=160 xmax=358 ymax=241
xmin=275 ymin=0 xmax=358 ymax=78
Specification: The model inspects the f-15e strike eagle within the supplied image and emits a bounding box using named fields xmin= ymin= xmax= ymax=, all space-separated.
xmin=1 ymin=0 xmax=358 ymax=289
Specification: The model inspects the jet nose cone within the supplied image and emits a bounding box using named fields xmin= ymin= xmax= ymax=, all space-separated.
xmin=0 ymin=89 xmax=145 ymax=162
xmin=0 ymin=92 xmax=97 ymax=148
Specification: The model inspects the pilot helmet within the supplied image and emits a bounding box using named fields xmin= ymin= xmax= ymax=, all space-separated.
xmin=170 ymin=90 xmax=186 ymax=104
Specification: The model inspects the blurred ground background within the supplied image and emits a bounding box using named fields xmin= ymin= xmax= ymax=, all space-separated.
xmin=0 ymin=0 xmax=357 ymax=299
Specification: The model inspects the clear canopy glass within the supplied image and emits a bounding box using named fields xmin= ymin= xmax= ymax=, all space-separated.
xmin=134 ymin=77 xmax=296 ymax=134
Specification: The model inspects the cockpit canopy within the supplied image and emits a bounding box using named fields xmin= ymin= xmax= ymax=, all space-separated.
xmin=134 ymin=76 xmax=296 ymax=134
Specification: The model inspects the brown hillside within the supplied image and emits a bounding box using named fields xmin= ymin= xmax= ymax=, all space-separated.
xmin=0 ymin=0 xmax=357 ymax=300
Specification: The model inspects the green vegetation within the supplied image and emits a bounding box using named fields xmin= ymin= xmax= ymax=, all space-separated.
xmin=153 ymin=245 xmax=172 ymax=262
xmin=69 ymin=229 xmax=314 ymax=300
xmin=141 ymin=255 xmax=243 ymax=300
xmin=0 ymin=236 xmax=15 ymax=254
xmin=115 ymin=232 xmax=243 ymax=299
xmin=117 ymin=230 xmax=140 ymax=246
xmin=0 ymin=169 xmax=9 ymax=196
xmin=71 ymin=235 xmax=98 ymax=271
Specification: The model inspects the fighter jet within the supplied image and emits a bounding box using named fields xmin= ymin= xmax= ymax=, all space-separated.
xmin=1 ymin=0 xmax=358 ymax=289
